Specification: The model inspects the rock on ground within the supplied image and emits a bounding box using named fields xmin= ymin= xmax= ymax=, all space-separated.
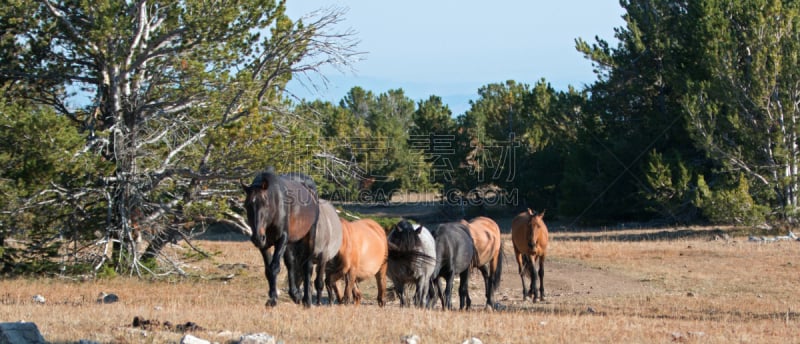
xmin=0 ymin=322 xmax=47 ymax=344
xmin=239 ymin=333 xmax=277 ymax=344
xmin=180 ymin=334 xmax=211 ymax=344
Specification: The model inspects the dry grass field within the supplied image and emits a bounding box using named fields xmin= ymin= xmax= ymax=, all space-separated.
xmin=1 ymin=226 xmax=798 ymax=343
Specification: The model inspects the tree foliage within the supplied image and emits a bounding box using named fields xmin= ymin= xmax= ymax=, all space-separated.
xmin=0 ymin=0 xmax=360 ymax=275
xmin=564 ymin=0 xmax=799 ymax=224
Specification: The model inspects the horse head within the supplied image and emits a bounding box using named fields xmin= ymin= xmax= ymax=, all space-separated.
xmin=389 ymin=220 xmax=424 ymax=251
xmin=243 ymin=171 xmax=278 ymax=247
xmin=526 ymin=208 xmax=546 ymax=250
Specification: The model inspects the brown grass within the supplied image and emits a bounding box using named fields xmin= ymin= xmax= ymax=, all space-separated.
xmin=1 ymin=228 xmax=798 ymax=343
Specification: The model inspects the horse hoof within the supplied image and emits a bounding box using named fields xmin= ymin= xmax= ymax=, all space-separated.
xmin=265 ymin=299 xmax=278 ymax=308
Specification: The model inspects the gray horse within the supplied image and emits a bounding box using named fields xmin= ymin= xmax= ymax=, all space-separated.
xmin=289 ymin=199 xmax=343 ymax=305
xmin=387 ymin=220 xmax=436 ymax=307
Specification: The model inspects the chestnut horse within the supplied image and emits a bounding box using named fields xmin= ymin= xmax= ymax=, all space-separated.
xmin=460 ymin=216 xmax=504 ymax=309
xmin=326 ymin=218 xmax=388 ymax=306
xmin=242 ymin=169 xmax=319 ymax=307
xmin=511 ymin=209 xmax=549 ymax=302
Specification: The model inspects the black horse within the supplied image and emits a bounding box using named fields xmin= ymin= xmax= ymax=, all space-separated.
xmin=242 ymin=169 xmax=319 ymax=307
xmin=427 ymin=222 xmax=476 ymax=310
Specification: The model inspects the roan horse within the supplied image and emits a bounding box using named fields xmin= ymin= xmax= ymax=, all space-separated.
xmin=511 ymin=209 xmax=549 ymax=302
xmin=289 ymin=199 xmax=342 ymax=305
xmin=386 ymin=220 xmax=436 ymax=307
xmin=242 ymin=170 xmax=319 ymax=307
xmin=460 ymin=216 xmax=504 ymax=309
xmin=428 ymin=222 xmax=475 ymax=310
xmin=326 ymin=218 xmax=388 ymax=306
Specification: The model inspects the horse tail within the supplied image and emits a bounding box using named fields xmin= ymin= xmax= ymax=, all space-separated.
xmin=492 ymin=241 xmax=504 ymax=293
xmin=471 ymin=246 xmax=481 ymax=269
xmin=326 ymin=255 xmax=343 ymax=276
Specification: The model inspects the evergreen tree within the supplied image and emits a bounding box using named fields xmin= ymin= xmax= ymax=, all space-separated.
xmin=0 ymin=100 xmax=108 ymax=273
xmin=568 ymin=0 xmax=710 ymax=223
xmin=682 ymin=0 xmax=800 ymax=220
xmin=410 ymin=96 xmax=456 ymax=191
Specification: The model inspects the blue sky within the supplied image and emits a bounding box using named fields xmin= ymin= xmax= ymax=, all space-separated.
xmin=285 ymin=1 xmax=626 ymax=116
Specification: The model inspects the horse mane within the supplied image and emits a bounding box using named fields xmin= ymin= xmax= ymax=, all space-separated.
xmin=388 ymin=220 xmax=423 ymax=252
xmin=252 ymin=168 xmax=281 ymax=189
xmin=281 ymin=172 xmax=318 ymax=195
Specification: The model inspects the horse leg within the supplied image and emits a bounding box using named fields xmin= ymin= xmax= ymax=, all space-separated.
xmin=324 ymin=271 xmax=337 ymax=305
xmin=537 ymin=255 xmax=546 ymax=302
xmin=427 ymin=277 xmax=441 ymax=309
xmin=352 ymin=279 xmax=362 ymax=306
xmin=315 ymin=261 xmax=325 ymax=305
xmin=259 ymin=248 xmax=277 ymax=307
xmin=342 ymin=272 xmax=355 ymax=305
xmin=396 ymin=281 xmax=407 ymax=307
xmin=530 ymin=255 xmax=539 ymax=302
xmin=283 ymin=247 xmax=301 ymax=304
xmin=328 ymin=275 xmax=344 ymax=304
xmin=443 ymin=272 xmax=455 ymax=310
xmin=478 ymin=265 xmax=492 ymax=308
xmin=301 ymin=252 xmax=314 ymax=307
xmin=414 ymin=277 xmax=428 ymax=308
xmin=267 ymin=236 xmax=288 ymax=307
xmin=458 ymin=269 xmax=471 ymax=310
xmin=375 ymin=261 xmax=388 ymax=307
xmin=514 ymin=249 xmax=530 ymax=301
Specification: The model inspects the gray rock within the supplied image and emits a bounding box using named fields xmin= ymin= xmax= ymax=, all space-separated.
xmin=462 ymin=337 xmax=483 ymax=344
xmin=401 ymin=334 xmax=420 ymax=344
xmin=239 ymin=333 xmax=277 ymax=344
xmin=0 ymin=322 xmax=47 ymax=344
xmin=97 ymin=292 xmax=119 ymax=304
xmin=181 ymin=334 xmax=211 ymax=344
xmin=31 ymin=295 xmax=45 ymax=304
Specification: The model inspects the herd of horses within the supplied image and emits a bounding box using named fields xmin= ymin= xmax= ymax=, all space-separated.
xmin=242 ymin=169 xmax=550 ymax=309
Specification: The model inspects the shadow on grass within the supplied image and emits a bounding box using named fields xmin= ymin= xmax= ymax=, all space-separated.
xmin=553 ymin=227 xmax=729 ymax=242
xmin=499 ymin=302 xmax=800 ymax=322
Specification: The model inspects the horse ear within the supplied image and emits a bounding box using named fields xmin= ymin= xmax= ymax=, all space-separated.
xmin=539 ymin=209 xmax=546 ymax=218
xmin=414 ymin=224 xmax=422 ymax=233
xmin=240 ymin=180 xmax=249 ymax=192
xmin=527 ymin=208 xmax=534 ymax=216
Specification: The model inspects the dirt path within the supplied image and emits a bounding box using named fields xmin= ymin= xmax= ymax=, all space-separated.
xmin=335 ymin=203 xmax=653 ymax=310
xmin=371 ymin=240 xmax=652 ymax=311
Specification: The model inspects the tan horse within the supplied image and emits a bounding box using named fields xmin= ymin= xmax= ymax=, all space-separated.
xmin=460 ymin=216 xmax=504 ymax=308
xmin=326 ymin=218 xmax=388 ymax=306
xmin=511 ymin=209 xmax=549 ymax=302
